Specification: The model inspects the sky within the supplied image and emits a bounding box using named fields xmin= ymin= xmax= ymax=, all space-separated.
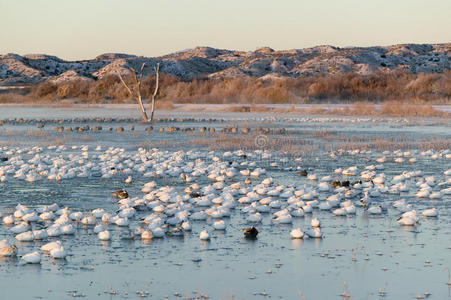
xmin=1 ymin=0 xmax=450 ymax=60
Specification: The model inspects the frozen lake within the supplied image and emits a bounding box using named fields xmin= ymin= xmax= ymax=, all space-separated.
xmin=0 ymin=106 xmax=450 ymax=299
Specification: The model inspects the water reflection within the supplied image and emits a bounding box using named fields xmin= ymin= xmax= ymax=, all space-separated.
xmin=290 ymin=239 xmax=304 ymax=249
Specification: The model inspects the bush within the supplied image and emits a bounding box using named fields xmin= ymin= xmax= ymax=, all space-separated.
xmin=13 ymin=69 xmax=451 ymax=104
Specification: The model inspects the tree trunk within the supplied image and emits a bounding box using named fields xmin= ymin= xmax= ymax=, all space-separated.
xmin=148 ymin=63 xmax=159 ymax=123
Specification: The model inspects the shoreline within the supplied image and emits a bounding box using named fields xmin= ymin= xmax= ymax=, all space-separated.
xmin=0 ymin=102 xmax=450 ymax=112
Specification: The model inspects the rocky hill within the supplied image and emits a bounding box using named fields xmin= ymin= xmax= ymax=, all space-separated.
xmin=1 ymin=43 xmax=450 ymax=85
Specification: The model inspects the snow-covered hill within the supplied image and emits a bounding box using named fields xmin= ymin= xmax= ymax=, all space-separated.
xmin=1 ymin=43 xmax=450 ymax=85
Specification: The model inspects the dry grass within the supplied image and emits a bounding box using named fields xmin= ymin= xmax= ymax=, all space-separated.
xmin=291 ymin=102 xmax=449 ymax=117
xmin=3 ymin=69 xmax=450 ymax=105
xmin=379 ymin=101 xmax=446 ymax=117
xmin=310 ymin=130 xmax=338 ymax=140
xmin=333 ymin=135 xmax=451 ymax=151
xmin=25 ymin=130 xmax=49 ymax=136
xmin=187 ymin=132 xmax=316 ymax=157
xmin=156 ymin=100 xmax=175 ymax=110
xmin=0 ymin=93 xmax=34 ymax=103
xmin=0 ymin=130 xmax=48 ymax=136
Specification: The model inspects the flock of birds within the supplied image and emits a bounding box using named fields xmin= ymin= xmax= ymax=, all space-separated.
xmin=0 ymin=144 xmax=450 ymax=265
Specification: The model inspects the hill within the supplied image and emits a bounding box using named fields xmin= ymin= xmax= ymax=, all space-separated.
xmin=1 ymin=43 xmax=450 ymax=85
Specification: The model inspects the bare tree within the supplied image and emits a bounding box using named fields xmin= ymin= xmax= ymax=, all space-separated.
xmin=149 ymin=63 xmax=159 ymax=122
xmin=116 ymin=63 xmax=159 ymax=123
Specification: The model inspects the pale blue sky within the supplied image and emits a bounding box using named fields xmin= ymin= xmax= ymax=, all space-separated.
xmin=1 ymin=0 xmax=450 ymax=60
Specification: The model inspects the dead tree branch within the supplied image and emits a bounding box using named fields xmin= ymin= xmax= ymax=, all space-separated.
xmin=116 ymin=64 xmax=149 ymax=122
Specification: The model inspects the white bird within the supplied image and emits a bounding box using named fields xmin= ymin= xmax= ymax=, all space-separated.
xmin=10 ymin=222 xmax=30 ymax=234
xmin=50 ymin=246 xmax=67 ymax=259
xmin=247 ymin=212 xmax=263 ymax=223
xmin=60 ymin=224 xmax=76 ymax=235
xmin=333 ymin=208 xmax=347 ymax=216
xmin=311 ymin=218 xmax=320 ymax=228
xmin=93 ymin=224 xmax=107 ymax=233
xmin=273 ymin=213 xmax=292 ymax=224
xmin=101 ymin=213 xmax=112 ymax=224
xmin=345 ymin=205 xmax=356 ymax=214
xmin=199 ymin=230 xmax=210 ymax=240
xmin=3 ymin=215 xmax=15 ymax=225
xmin=151 ymin=227 xmax=165 ymax=238
xmin=16 ymin=231 xmax=34 ymax=242
xmin=141 ymin=230 xmax=153 ymax=240
xmin=290 ymin=228 xmax=304 ymax=239
xmin=213 ymin=220 xmax=226 ymax=230
xmin=92 ymin=208 xmax=106 ymax=218
xmin=33 ymin=229 xmax=48 ymax=240
xmin=367 ymin=206 xmax=382 ymax=215
xmin=22 ymin=251 xmax=41 ymax=264
xmin=41 ymin=241 xmax=62 ymax=252
xmin=397 ymin=216 xmax=417 ymax=226
xmin=47 ymin=225 xmax=62 ymax=237
xmin=305 ymin=227 xmax=323 ymax=238
xmin=181 ymin=221 xmax=192 ymax=231
xmin=98 ymin=230 xmax=111 ymax=241
xmin=421 ymin=208 xmax=438 ymax=217
xmin=114 ymin=217 xmax=130 ymax=227
xmin=0 ymin=240 xmax=17 ymax=257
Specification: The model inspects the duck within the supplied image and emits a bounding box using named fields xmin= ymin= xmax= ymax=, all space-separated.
xmin=242 ymin=226 xmax=258 ymax=238
xmin=112 ymin=189 xmax=129 ymax=199
xmin=167 ymin=226 xmax=184 ymax=236
xmin=297 ymin=170 xmax=308 ymax=176
xmin=290 ymin=228 xmax=304 ymax=239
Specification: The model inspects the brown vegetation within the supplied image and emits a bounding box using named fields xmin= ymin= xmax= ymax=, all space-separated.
xmin=1 ymin=70 xmax=450 ymax=108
